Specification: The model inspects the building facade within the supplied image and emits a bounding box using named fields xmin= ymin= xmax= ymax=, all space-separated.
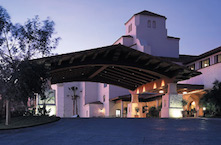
xmin=38 ymin=10 xmax=221 ymax=118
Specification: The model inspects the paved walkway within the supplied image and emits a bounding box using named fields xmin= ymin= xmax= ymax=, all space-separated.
xmin=0 ymin=118 xmax=221 ymax=145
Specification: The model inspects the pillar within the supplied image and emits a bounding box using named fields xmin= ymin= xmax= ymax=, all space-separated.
xmin=161 ymin=83 xmax=183 ymax=118
xmin=121 ymin=100 xmax=123 ymax=117
xmin=127 ymin=93 xmax=140 ymax=118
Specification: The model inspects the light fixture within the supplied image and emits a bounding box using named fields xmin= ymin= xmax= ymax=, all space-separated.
xmin=159 ymin=90 xmax=164 ymax=94
xmin=143 ymin=86 xmax=146 ymax=92
xmin=203 ymin=107 xmax=206 ymax=111
xmin=192 ymin=101 xmax=195 ymax=105
xmin=183 ymin=91 xmax=187 ymax=94
xmin=99 ymin=108 xmax=104 ymax=113
xmin=153 ymin=83 xmax=157 ymax=89
xmin=161 ymin=80 xmax=165 ymax=87
xmin=137 ymin=89 xmax=140 ymax=94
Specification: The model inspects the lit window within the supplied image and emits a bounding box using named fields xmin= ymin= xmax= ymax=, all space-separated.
xmin=128 ymin=24 xmax=132 ymax=33
xmin=116 ymin=109 xmax=121 ymax=117
xmin=188 ymin=64 xmax=195 ymax=70
xmin=147 ymin=20 xmax=151 ymax=28
xmin=214 ymin=54 xmax=221 ymax=64
xmin=152 ymin=21 xmax=156 ymax=28
xmin=103 ymin=95 xmax=105 ymax=102
xmin=200 ymin=59 xmax=210 ymax=68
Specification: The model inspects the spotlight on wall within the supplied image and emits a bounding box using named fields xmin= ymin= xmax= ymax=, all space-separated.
xmin=159 ymin=90 xmax=164 ymax=94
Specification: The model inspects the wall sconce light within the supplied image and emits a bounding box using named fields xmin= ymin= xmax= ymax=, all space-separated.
xmin=137 ymin=89 xmax=140 ymax=94
xmin=161 ymin=80 xmax=165 ymax=87
xmin=142 ymin=86 xmax=146 ymax=93
xmin=153 ymin=83 xmax=157 ymax=89
xmin=203 ymin=107 xmax=206 ymax=111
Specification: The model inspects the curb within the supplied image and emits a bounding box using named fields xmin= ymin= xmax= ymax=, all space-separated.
xmin=0 ymin=117 xmax=61 ymax=130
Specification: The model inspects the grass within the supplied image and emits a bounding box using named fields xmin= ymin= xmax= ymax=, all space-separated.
xmin=0 ymin=116 xmax=60 ymax=130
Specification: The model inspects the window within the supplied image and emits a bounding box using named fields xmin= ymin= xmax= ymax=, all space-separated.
xmin=214 ymin=54 xmax=221 ymax=64
xmin=152 ymin=21 xmax=156 ymax=28
xmin=104 ymin=83 xmax=107 ymax=88
xmin=147 ymin=20 xmax=151 ymax=28
xmin=188 ymin=64 xmax=195 ymax=70
xmin=103 ymin=95 xmax=105 ymax=102
xmin=128 ymin=24 xmax=132 ymax=33
xmin=200 ymin=59 xmax=210 ymax=68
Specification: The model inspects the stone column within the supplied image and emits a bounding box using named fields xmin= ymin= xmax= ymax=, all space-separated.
xmin=121 ymin=100 xmax=123 ymax=117
xmin=161 ymin=83 xmax=183 ymax=118
xmin=131 ymin=94 xmax=139 ymax=103
xmin=127 ymin=93 xmax=140 ymax=118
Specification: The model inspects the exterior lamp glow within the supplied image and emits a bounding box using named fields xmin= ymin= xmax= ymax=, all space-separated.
xmin=183 ymin=91 xmax=187 ymax=94
xmin=161 ymin=80 xmax=165 ymax=87
xmin=153 ymin=83 xmax=157 ymax=89
xmin=159 ymin=90 xmax=164 ymax=94
xmin=99 ymin=108 xmax=105 ymax=113
xmin=192 ymin=101 xmax=195 ymax=105
xmin=136 ymin=89 xmax=140 ymax=94
xmin=203 ymin=107 xmax=206 ymax=111
xmin=143 ymin=86 xmax=146 ymax=93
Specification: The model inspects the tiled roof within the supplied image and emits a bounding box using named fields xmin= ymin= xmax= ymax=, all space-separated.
xmin=125 ymin=10 xmax=166 ymax=25
xmin=134 ymin=10 xmax=167 ymax=19
xmin=160 ymin=55 xmax=198 ymax=64
xmin=183 ymin=46 xmax=221 ymax=64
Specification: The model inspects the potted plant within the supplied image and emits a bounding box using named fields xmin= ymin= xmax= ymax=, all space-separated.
xmin=135 ymin=107 xmax=139 ymax=118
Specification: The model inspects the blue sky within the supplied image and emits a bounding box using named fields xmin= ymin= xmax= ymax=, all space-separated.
xmin=1 ymin=0 xmax=221 ymax=55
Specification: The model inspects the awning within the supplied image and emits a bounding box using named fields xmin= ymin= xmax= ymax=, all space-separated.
xmin=36 ymin=44 xmax=201 ymax=90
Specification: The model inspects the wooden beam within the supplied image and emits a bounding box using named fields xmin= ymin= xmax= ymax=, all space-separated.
xmin=112 ymin=67 xmax=154 ymax=81
xmin=100 ymin=73 xmax=138 ymax=87
xmin=103 ymin=49 xmax=110 ymax=57
xmin=135 ymin=55 xmax=143 ymax=62
xmin=58 ymin=59 xmax=63 ymax=65
xmin=92 ymin=53 xmax=98 ymax=60
xmin=97 ymin=75 xmax=135 ymax=90
xmin=69 ymin=57 xmax=75 ymax=64
xmin=119 ymin=67 xmax=159 ymax=80
xmin=125 ymin=52 xmax=132 ymax=59
xmin=81 ymin=55 xmax=87 ymax=62
xmin=88 ymin=66 xmax=108 ymax=79
xmin=100 ymin=71 xmax=144 ymax=85
xmin=106 ymin=68 xmax=149 ymax=83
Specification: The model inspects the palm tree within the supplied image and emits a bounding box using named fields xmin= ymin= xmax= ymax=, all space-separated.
xmin=69 ymin=86 xmax=79 ymax=116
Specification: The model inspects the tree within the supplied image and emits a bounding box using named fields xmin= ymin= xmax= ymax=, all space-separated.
xmin=200 ymin=80 xmax=221 ymax=117
xmin=0 ymin=6 xmax=60 ymax=125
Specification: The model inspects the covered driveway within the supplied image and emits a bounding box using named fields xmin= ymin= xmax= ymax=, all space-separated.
xmin=38 ymin=44 xmax=200 ymax=91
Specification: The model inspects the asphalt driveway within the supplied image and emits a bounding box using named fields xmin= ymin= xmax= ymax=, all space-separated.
xmin=0 ymin=118 xmax=221 ymax=145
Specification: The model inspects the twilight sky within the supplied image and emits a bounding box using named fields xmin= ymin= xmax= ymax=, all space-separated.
xmin=1 ymin=0 xmax=221 ymax=56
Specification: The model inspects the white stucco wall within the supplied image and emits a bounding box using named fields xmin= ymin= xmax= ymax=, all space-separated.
xmin=121 ymin=14 xmax=180 ymax=58
xmin=179 ymin=63 xmax=221 ymax=89
xmin=85 ymin=82 xmax=98 ymax=104
xmin=88 ymin=104 xmax=104 ymax=117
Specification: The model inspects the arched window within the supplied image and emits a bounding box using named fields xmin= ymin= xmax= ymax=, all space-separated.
xmin=152 ymin=21 xmax=156 ymax=28
xmin=147 ymin=20 xmax=151 ymax=28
